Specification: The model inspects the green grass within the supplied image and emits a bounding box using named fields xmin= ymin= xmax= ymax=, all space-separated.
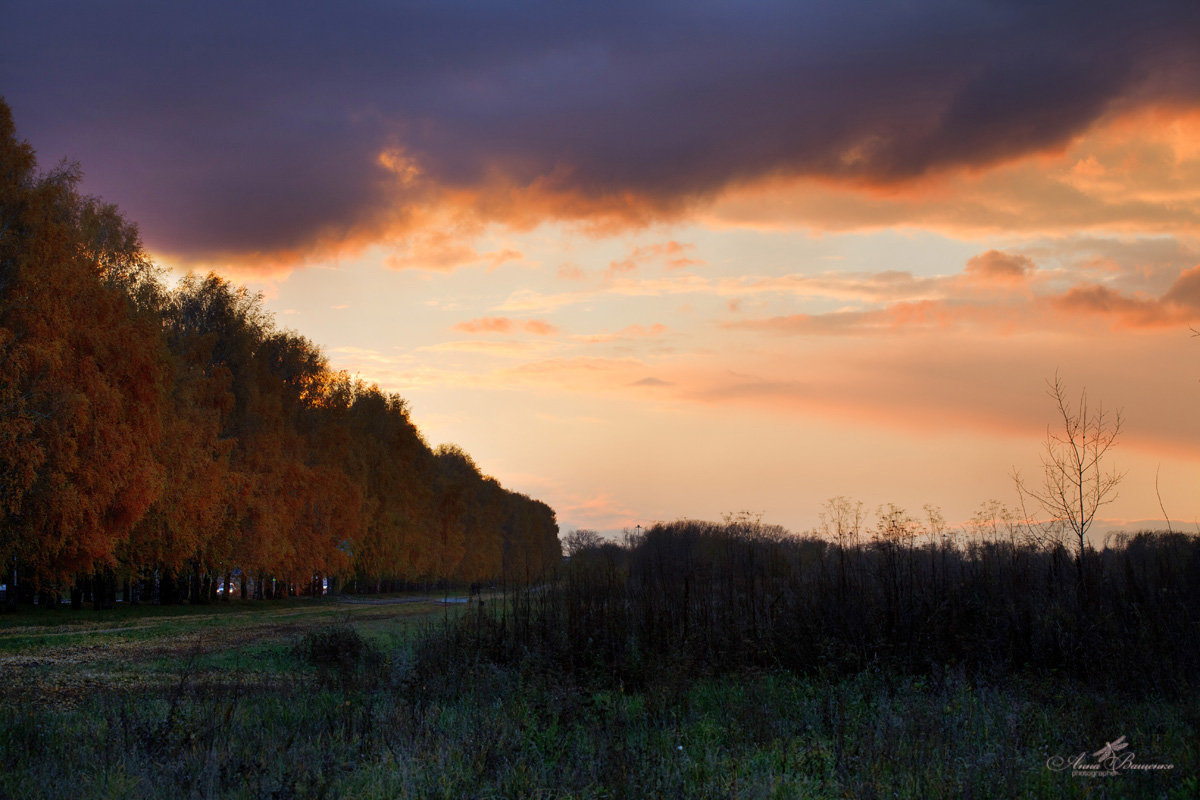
xmin=2 ymin=660 xmax=1194 ymax=799
xmin=0 ymin=595 xmax=319 ymax=628
xmin=0 ymin=594 xmax=457 ymax=653
xmin=0 ymin=594 xmax=465 ymax=713
xmin=0 ymin=598 xmax=1195 ymax=799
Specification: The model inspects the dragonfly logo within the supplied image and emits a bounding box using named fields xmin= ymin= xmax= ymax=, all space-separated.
xmin=1091 ymin=735 xmax=1129 ymax=762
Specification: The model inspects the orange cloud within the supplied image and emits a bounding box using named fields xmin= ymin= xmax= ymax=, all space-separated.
xmin=721 ymin=246 xmax=1200 ymax=337
xmin=158 ymin=104 xmax=1200 ymax=281
xmin=453 ymin=316 xmax=560 ymax=335
xmin=726 ymin=275 xmax=1200 ymax=338
xmin=557 ymin=492 xmax=645 ymax=531
xmin=502 ymin=357 xmax=651 ymax=395
xmin=965 ymin=250 xmax=1036 ymax=284
xmin=454 ymin=316 xmax=515 ymax=334
xmin=727 ymin=300 xmax=1028 ymax=337
xmin=1049 ymin=265 xmax=1200 ymax=329
xmin=1051 ymin=286 xmax=1164 ymax=327
xmin=702 ymin=108 xmax=1200 ymax=238
xmin=479 ymin=323 xmax=1199 ymax=461
xmin=656 ymin=241 xmax=703 ymax=269
xmin=578 ymin=323 xmax=669 ymax=344
xmin=385 ymin=223 xmax=525 ymax=272
xmin=522 ymin=319 xmax=560 ymax=335
xmin=557 ymin=263 xmax=586 ymax=281
xmin=606 ymin=240 xmax=704 ymax=278
xmin=422 ymin=339 xmax=559 ymax=358
xmin=1163 ymin=265 xmax=1200 ymax=307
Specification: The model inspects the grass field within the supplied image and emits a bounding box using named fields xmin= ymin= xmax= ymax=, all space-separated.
xmin=1 ymin=593 xmax=1194 ymax=799
xmin=0 ymin=595 xmax=455 ymax=701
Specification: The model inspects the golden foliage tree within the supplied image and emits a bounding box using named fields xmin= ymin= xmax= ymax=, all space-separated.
xmin=0 ymin=100 xmax=165 ymax=593
xmin=0 ymin=98 xmax=560 ymax=604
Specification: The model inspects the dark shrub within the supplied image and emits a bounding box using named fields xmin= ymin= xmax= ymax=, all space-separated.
xmin=294 ymin=623 xmax=380 ymax=682
xmin=416 ymin=522 xmax=1200 ymax=693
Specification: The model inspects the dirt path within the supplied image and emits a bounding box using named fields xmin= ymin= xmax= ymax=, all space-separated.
xmin=337 ymin=595 xmax=444 ymax=605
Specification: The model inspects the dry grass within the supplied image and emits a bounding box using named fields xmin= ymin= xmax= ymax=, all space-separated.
xmin=0 ymin=595 xmax=456 ymax=709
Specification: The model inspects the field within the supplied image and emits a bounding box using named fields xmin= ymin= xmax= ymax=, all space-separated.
xmin=0 ymin=596 xmax=446 ymax=701
xmin=1 ymin=581 xmax=1195 ymax=799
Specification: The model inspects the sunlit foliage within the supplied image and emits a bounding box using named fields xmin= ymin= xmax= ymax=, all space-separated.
xmin=0 ymin=99 xmax=558 ymax=605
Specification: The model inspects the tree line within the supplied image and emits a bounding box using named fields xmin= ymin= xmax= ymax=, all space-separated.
xmin=0 ymin=100 xmax=560 ymax=607
xmin=446 ymin=518 xmax=1199 ymax=693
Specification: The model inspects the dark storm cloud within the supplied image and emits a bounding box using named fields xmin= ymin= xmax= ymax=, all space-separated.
xmin=3 ymin=0 xmax=1198 ymax=259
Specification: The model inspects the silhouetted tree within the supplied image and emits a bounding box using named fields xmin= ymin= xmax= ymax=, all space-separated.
xmin=1014 ymin=373 xmax=1124 ymax=600
xmin=563 ymin=529 xmax=603 ymax=557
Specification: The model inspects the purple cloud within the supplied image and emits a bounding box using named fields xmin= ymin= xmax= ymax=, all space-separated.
xmin=4 ymin=1 xmax=1198 ymax=260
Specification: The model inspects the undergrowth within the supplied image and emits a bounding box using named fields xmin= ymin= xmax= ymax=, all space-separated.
xmin=2 ymin=523 xmax=1196 ymax=798
xmin=1 ymin=657 xmax=1193 ymax=799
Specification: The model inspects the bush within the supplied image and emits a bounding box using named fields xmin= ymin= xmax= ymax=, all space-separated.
xmin=294 ymin=623 xmax=380 ymax=683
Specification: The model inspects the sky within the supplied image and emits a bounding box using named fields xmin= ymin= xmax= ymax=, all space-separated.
xmin=4 ymin=1 xmax=1200 ymax=537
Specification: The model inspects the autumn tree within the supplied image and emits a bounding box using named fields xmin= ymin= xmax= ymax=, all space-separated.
xmin=340 ymin=382 xmax=438 ymax=588
xmin=0 ymin=99 xmax=166 ymax=598
xmin=451 ymin=475 xmax=505 ymax=583
xmin=502 ymin=493 xmax=560 ymax=583
xmin=0 ymin=97 xmax=560 ymax=604
xmin=431 ymin=444 xmax=479 ymax=582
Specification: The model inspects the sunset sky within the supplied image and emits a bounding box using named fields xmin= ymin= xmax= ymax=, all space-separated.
xmin=4 ymin=1 xmax=1199 ymax=536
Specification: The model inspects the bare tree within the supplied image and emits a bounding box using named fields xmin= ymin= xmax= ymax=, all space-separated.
xmin=819 ymin=496 xmax=865 ymax=594
xmin=563 ymin=528 xmax=603 ymax=557
xmin=874 ymin=503 xmax=919 ymax=544
xmin=1013 ymin=373 xmax=1124 ymax=596
xmin=818 ymin=496 xmax=864 ymax=547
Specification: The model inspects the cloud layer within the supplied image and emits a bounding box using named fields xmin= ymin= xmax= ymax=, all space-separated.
xmin=6 ymin=1 xmax=1200 ymax=263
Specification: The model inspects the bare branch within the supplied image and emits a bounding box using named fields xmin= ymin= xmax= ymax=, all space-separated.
xmin=1015 ymin=375 xmax=1123 ymax=593
xmin=1155 ymin=465 xmax=1173 ymax=534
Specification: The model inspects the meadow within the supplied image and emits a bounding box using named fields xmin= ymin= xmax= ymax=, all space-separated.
xmin=1 ymin=522 xmax=1196 ymax=799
